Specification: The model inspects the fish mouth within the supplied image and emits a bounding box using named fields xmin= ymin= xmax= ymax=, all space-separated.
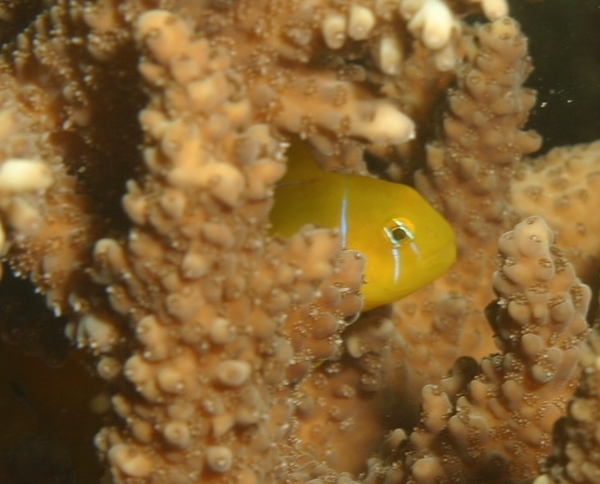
xmin=422 ymin=240 xmax=457 ymax=275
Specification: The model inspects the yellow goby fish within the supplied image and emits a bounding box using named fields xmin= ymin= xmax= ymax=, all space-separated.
xmin=270 ymin=141 xmax=456 ymax=311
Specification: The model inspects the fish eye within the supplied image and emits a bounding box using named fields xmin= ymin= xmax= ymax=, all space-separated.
xmin=384 ymin=219 xmax=415 ymax=247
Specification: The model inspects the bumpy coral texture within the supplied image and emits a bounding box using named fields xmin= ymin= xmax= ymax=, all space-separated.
xmin=535 ymin=325 xmax=600 ymax=484
xmin=407 ymin=216 xmax=589 ymax=483
xmin=2 ymin=1 xmax=600 ymax=484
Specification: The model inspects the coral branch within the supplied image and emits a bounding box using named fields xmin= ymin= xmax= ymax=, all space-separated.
xmin=407 ymin=217 xmax=590 ymax=483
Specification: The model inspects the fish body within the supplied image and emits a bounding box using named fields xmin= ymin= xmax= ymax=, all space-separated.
xmin=271 ymin=142 xmax=456 ymax=311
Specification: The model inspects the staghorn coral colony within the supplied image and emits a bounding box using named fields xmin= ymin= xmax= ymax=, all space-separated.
xmin=0 ymin=0 xmax=600 ymax=483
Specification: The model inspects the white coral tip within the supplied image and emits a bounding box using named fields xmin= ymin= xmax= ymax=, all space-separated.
xmin=322 ymin=14 xmax=346 ymax=49
xmin=348 ymin=5 xmax=375 ymax=40
xmin=481 ymin=0 xmax=509 ymax=20
xmin=434 ymin=43 xmax=456 ymax=71
xmin=357 ymin=103 xmax=416 ymax=145
xmin=410 ymin=0 xmax=453 ymax=51
xmin=0 ymin=159 xmax=53 ymax=192
xmin=378 ymin=36 xmax=403 ymax=75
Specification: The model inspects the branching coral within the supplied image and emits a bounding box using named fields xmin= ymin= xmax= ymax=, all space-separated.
xmin=408 ymin=216 xmax=590 ymax=483
xmin=1 ymin=1 xmax=600 ymax=484
xmin=535 ymin=325 xmax=600 ymax=484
